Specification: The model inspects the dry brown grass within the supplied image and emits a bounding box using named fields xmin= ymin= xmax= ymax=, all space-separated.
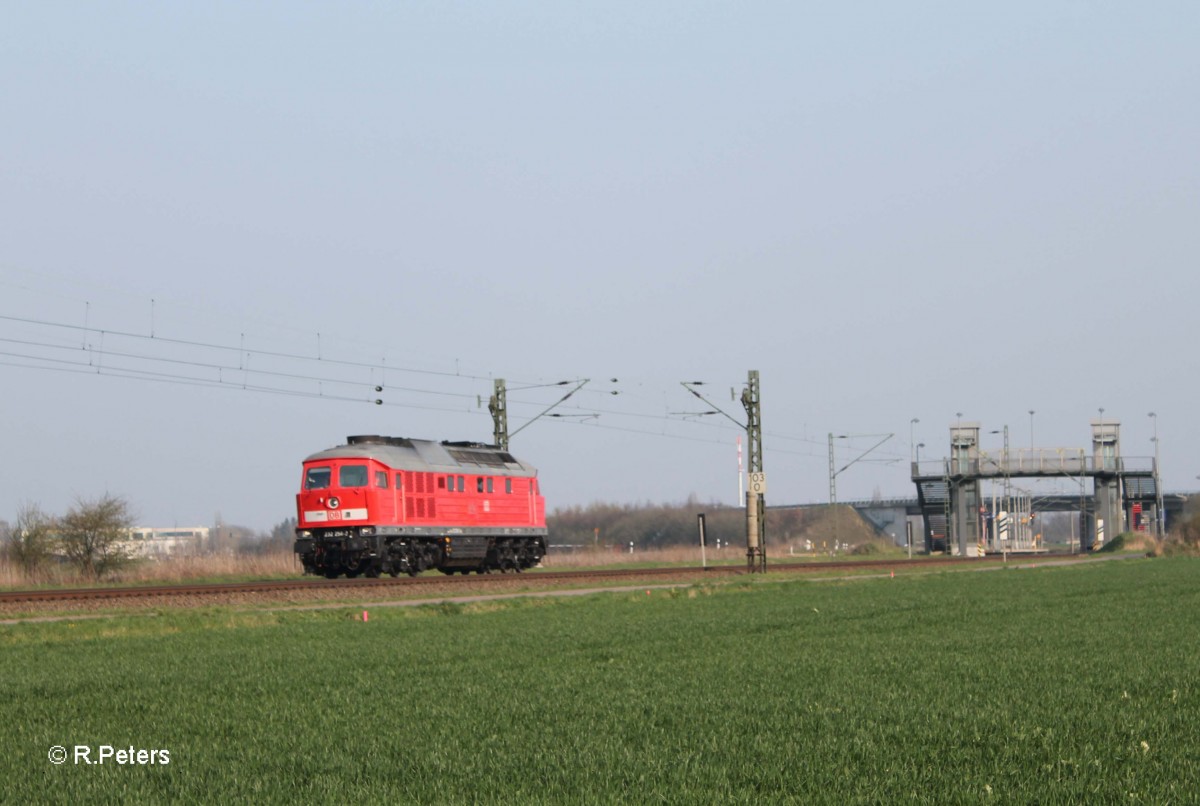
xmin=115 ymin=551 xmax=302 ymax=583
xmin=1 ymin=532 xmax=897 ymax=589
xmin=0 ymin=559 xmax=28 ymax=588
xmin=1146 ymin=536 xmax=1200 ymax=558
xmin=542 ymin=545 xmax=720 ymax=567
xmin=1117 ymin=532 xmax=1156 ymax=553
xmin=0 ymin=550 xmax=302 ymax=589
xmin=541 ymin=539 xmax=879 ymax=568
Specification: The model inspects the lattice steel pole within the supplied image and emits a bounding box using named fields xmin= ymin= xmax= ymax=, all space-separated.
xmin=828 ymin=432 xmax=838 ymax=551
xmin=489 ymin=378 xmax=509 ymax=451
xmin=741 ymin=370 xmax=766 ymax=572
xmin=828 ymin=433 xmax=836 ymax=506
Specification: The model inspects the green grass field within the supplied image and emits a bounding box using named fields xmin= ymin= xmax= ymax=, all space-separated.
xmin=2 ymin=558 xmax=1196 ymax=803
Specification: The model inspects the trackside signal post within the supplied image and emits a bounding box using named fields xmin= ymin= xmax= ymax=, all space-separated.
xmin=742 ymin=371 xmax=766 ymax=572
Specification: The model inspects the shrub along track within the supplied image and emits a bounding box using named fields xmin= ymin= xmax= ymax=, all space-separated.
xmin=0 ymin=554 xmax=1100 ymax=616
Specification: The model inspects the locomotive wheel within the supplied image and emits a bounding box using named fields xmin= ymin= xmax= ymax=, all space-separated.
xmin=364 ymin=567 xmax=381 ymax=579
xmin=406 ymin=566 xmax=420 ymax=577
xmin=344 ymin=567 xmax=362 ymax=579
xmin=388 ymin=568 xmax=401 ymax=578
xmin=324 ymin=569 xmax=340 ymax=579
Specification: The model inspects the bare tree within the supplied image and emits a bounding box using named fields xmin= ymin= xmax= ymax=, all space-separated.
xmin=57 ymin=494 xmax=136 ymax=579
xmin=6 ymin=503 xmax=56 ymax=579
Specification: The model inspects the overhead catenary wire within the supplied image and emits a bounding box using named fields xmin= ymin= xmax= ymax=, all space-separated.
xmin=1 ymin=312 xmax=626 ymax=409
xmin=0 ymin=354 xmax=388 ymax=406
xmin=0 ymin=335 xmax=478 ymax=401
xmin=2 ymin=342 xmax=851 ymax=463
xmin=0 ymin=303 xmax=905 ymax=471
xmin=0 ymin=312 xmax=496 ymax=383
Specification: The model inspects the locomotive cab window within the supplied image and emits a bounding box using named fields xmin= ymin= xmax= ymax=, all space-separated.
xmin=305 ymin=467 xmax=331 ymax=490
xmin=375 ymin=471 xmax=388 ymax=488
xmin=505 ymin=478 xmax=512 ymax=494
xmin=477 ymin=477 xmax=484 ymax=493
xmin=339 ymin=464 xmax=368 ymax=488
xmin=486 ymin=477 xmax=493 ymax=493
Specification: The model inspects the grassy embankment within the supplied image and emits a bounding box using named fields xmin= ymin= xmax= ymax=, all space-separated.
xmin=2 ymin=556 xmax=1197 ymax=802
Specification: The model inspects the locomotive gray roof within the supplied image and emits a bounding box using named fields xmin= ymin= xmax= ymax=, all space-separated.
xmin=303 ymin=435 xmax=538 ymax=477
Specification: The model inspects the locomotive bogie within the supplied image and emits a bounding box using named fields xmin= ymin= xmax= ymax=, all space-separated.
xmin=293 ymin=435 xmax=547 ymax=578
xmin=295 ymin=531 xmax=546 ymax=578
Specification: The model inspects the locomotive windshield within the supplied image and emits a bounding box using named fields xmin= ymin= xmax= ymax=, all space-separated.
xmin=339 ymin=464 xmax=369 ymax=488
xmin=305 ymin=467 xmax=331 ymax=490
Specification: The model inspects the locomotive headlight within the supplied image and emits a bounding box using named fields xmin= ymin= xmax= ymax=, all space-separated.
xmin=328 ymin=496 xmax=340 ymax=509
xmin=299 ymin=530 xmax=312 ymax=538
xmin=360 ymin=526 xmax=375 ymax=536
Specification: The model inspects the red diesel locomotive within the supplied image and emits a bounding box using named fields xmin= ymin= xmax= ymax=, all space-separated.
xmin=293 ymin=435 xmax=547 ymax=578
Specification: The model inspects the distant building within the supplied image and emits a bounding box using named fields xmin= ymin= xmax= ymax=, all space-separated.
xmin=122 ymin=526 xmax=210 ymax=558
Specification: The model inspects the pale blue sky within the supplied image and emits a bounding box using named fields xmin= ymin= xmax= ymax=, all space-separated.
xmin=2 ymin=3 xmax=1197 ymax=530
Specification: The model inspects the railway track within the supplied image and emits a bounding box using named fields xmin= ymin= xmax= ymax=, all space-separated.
xmin=6 ymin=567 xmax=704 ymax=603
xmin=0 ymin=553 xmax=1090 ymax=605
